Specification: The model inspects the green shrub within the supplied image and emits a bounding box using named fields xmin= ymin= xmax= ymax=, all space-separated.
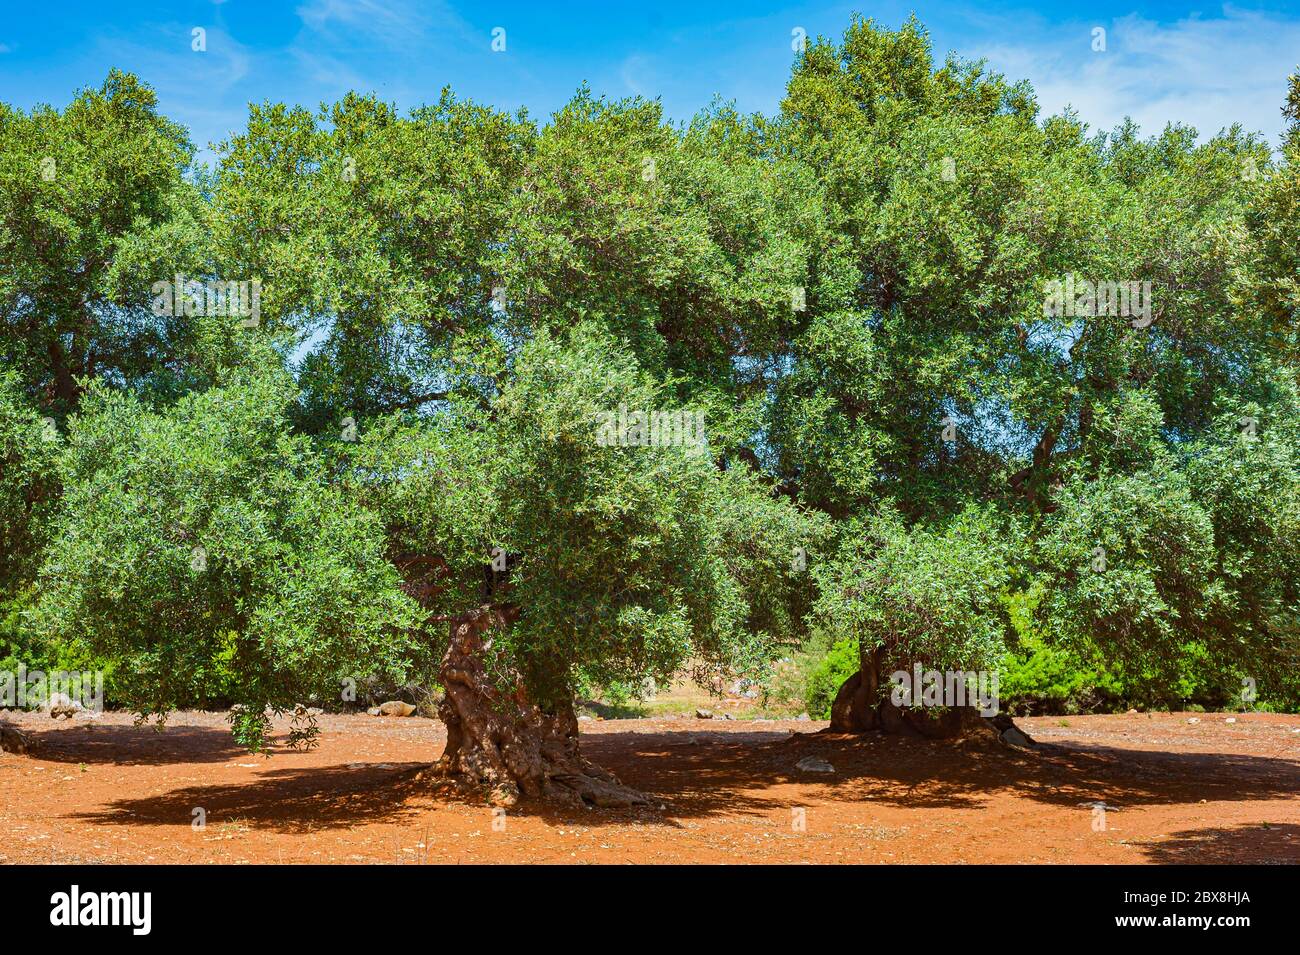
xmin=804 ymin=638 xmax=860 ymax=719
xmin=997 ymin=639 xmax=1122 ymax=715
xmin=1 ymin=585 xmax=126 ymax=707
xmin=0 ymin=586 xmax=48 ymax=676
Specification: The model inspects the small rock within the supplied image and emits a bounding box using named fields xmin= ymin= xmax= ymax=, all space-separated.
xmin=46 ymin=693 xmax=84 ymax=721
xmin=1187 ymin=717 xmax=1200 ymax=724
xmin=795 ymin=713 xmax=811 ymax=722
xmin=366 ymin=706 xmax=381 ymax=716
xmin=578 ymin=715 xmax=593 ymax=721
xmin=376 ymin=701 xmax=416 ymax=717
xmin=695 ymin=708 xmax=713 ymax=720
xmin=1225 ymin=717 xmax=1237 ymax=724
xmin=1000 ymin=726 xmax=1034 ymax=748
xmin=1127 ymin=709 xmax=1138 ymax=715
xmin=795 ymin=755 xmax=835 ymax=773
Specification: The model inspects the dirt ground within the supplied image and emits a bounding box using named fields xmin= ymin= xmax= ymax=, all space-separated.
xmin=1 ymin=709 xmax=1298 ymax=864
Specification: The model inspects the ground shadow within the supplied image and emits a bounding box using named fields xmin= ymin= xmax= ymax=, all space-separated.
xmin=69 ymin=762 xmax=433 ymax=834
xmin=51 ymin=720 xmax=1300 ymax=835
xmin=1138 ymin=822 xmax=1300 ymax=863
xmin=14 ymin=721 xmax=252 ymax=766
xmin=571 ymin=727 xmax=1300 ymax=823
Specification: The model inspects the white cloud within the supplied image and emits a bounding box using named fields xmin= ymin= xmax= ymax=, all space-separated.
xmin=973 ymin=7 xmax=1300 ymax=147
xmin=87 ymin=25 xmax=255 ymax=158
xmin=619 ymin=54 xmax=655 ymax=99
xmin=290 ymin=48 xmax=372 ymax=94
xmin=295 ymin=0 xmax=459 ymax=47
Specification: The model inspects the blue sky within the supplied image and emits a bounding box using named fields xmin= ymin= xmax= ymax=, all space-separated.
xmin=2 ymin=1 xmax=1298 ymax=164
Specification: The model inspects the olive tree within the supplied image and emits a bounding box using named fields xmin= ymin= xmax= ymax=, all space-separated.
xmin=345 ymin=325 xmax=820 ymax=805
xmin=34 ymin=356 xmax=423 ymax=748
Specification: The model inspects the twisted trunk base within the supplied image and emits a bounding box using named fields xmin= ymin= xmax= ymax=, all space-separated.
xmin=827 ymin=648 xmax=1032 ymax=746
xmin=429 ymin=607 xmax=653 ymax=809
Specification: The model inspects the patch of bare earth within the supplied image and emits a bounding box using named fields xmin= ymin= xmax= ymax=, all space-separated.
xmin=1 ymin=710 xmax=1297 ymax=864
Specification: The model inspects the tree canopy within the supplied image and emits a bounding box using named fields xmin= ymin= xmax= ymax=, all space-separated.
xmin=1 ymin=16 xmax=1297 ymax=798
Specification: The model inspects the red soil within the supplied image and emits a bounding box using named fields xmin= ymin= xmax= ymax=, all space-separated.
xmin=1 ymin=710 xmax=1297 ymax=864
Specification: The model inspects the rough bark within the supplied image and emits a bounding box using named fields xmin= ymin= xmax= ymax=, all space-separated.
xmin=46 ymin=339 xmax=81 ymax=409
xmin=829 ymin=645 xmax=884 ymax=732
xmin=1008 ymin=414 xmax=1064 ymax=505
xmin=826 ymin=647 xmax=1034 ymax=747
xmin=428 ymin=606 xmax=653 ymax=809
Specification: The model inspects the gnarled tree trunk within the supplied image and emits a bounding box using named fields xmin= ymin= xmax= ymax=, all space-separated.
xmin=829 ymin=645 xmax=885 ymax=732
xmin=827 ymin=644 xmax=1032 ymax=746
xmin=430 ymin=606 xmax=653 ymax=809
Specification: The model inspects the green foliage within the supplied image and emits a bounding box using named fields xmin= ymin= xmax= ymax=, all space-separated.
xmin=1034 ymin=389 xmax=1300 ymax=700
xmin=212 ymin=90 xmax=529 ymax=429
xmin=0 ymin=585 xmax=128 ymax=709
xmin=0 ymin=586 xmax=45 ymax=677
xmin=0 ymin=70 xmax=211 ymax=418
xmin=1002 ymin=584 xmax=1276 ymax=713
xmin=997 ymin=639 xmax=1112 ymax=714
xmin=0 ymin=373 xmax=59 ymax=591
xmin=811 ymin=505 xmax=1016 ymax=672
xmin=1036 ymin=468 xmax=1217 ymax=671
xmin=5 ymin=19 xmax=1300 ymax=750
xmin=803 ymin=637 xmax=861 ymax=719
xmin=34 ymin=357 xmax=423 ymax=743
xmin=347 ymin=323 xmax=824 ymax=706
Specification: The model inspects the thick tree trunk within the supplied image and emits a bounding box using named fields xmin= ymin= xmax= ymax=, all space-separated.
xmin=429 ymin=606 xmax=653 ymax=809
xmin=826 ymin=646 xmax=1033 ymax=746
xmin=829 ymin=644 xmax=885 ymax=732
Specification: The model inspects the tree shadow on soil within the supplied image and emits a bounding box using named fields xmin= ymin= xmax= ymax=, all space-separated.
xmin=577 ymin=729 xmax=1300 ymax=822
xmin=1137 ymin=822 xmax=1300 ymax=864
xmin=15 ymin=722 xmax=252 ymax=766
xmin=70 ymin=762 xmax=436 ymax=833
xmin=60 ymin=724 xmax=1300 ymax=834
